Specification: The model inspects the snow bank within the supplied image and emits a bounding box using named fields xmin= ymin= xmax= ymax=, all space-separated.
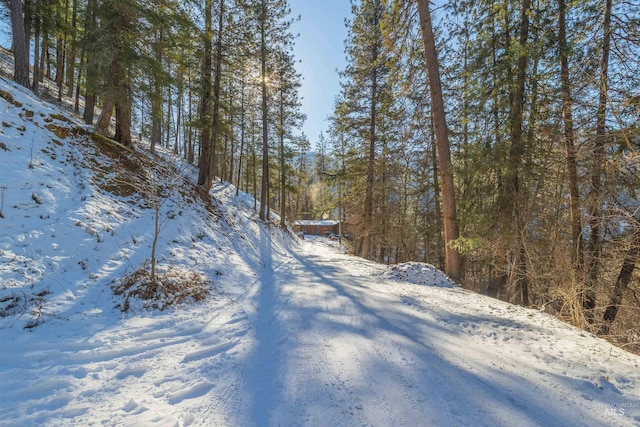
xmin=382 ymin=261 xmax=457 ymax=288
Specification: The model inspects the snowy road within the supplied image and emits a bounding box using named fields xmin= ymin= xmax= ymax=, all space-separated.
xmin=231 ymin=239 xmax=640 ymax=427
xmin=2 ymin=237 xmax=640 ymax=426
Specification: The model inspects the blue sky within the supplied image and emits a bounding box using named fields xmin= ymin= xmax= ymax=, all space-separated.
xmin=0 ymin=11 xmax=8 ymax=49
xmin=289 ymin=0 xmax=352 ymax=148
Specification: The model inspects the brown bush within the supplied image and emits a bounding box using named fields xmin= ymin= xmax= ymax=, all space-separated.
xmin=113 ymin=262 xmax=213 ymax=312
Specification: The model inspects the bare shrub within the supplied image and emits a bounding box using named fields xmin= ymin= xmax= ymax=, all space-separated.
xmin=0 ymin=289 xmax=52 ymax=328
xmin=113 ymin=262 xmax=213 ymax=312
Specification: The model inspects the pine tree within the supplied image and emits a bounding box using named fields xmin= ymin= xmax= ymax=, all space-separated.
xmin=197 ymin=0 xmax=214 ymax=189
xmin=274 ymin=48 xmax=304 ymax=227
xmin=585 ymin=0 xmax=612 ymax=324
xmin=9 ymin=0 xmax=30 ymax=87
xmin=558 ymin=0 xmax=583 ymax=279
xmin=100 ymin=0 xmax=139 ymax=146
xmin=82 ymin=0 xmax=100 ymax=124
xmin=337 ymin=0 xmax=393 ymax=258
xmin=197 ymin=0 xmax=232 ymax=191
xmin=239 ymin=0 xmax=296 ymax=221
xmin=415 ymin=0 xmax=461 ymax=281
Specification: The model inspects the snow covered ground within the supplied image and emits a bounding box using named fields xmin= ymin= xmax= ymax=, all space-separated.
xmin=2 ymin=235 xmax=640 ymax=426
xmin=2 ymin=65 xmax=640 ymax=426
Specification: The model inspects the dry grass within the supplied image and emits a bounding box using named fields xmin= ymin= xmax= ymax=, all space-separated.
xmin=0 ymin=88 xmax=22 ymax=107
xmin=113 ymin=262 xmax=213 ymax=312
xmin=0 ymin=289 xmax=52 ymax=329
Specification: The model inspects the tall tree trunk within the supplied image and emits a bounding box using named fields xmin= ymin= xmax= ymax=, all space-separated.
xmin=39 ymin=30 xmax=47 ymax=82
xmin=516 ymin=45 xmax=541 ymax=306
xmin=252 ymin=129 xmax=258 ymax=211
xmin=361 ymin=64 xmax=377 ymax=258
xmin=97 ymin=92 xmax=115 ymax=134
xmin=150 ymin=29 xmax=164 ymax=155
xmin=55 ymin=0 xmax=69 ymax=101
xmin=110 ymin=1 xmax=132 ymax=147
xmin=259 ymin=0 xmax=269 ymax=221
xmin=23 ymin=0 xmax=31 ymax=60
xmin=83 ymin=0 xmax=98 ymax=124
xmin=114 ymin=87 xmax=132 ymax=146
xmin=74 ymin=48 xmax=84 ymax=112
xmin=197 ymin=0 xmax=214 ymax=190
xmin=559 ymin=0 xmax=584 ymax=275
xmin=360 ymin=3 xmax=381 ymax=259
xmin=495 ymin=0 xmax=530 ymax=296
xmin=485 ymin=8 xmax=504 ymax=298
xmin=278 ymin=86 xmax=286 ymax=227
xmin=229 ymin=118 xmax=235 ymax=184
xmin=174 ymin=82 xmax=183 ymax=155
xmin=46 ymin=36 xmax=52 ymax=78
xmin=430 ymin=120 xmax=444 ymax=270
xmin=165 ymin=84 xmax=172 ymax=148
xmin=210 ymin=0 xmax=225 ymax=182
xmin=222 ymin=133 xmax=228 ymax=183
xmin=380 ymin=138 xmax=389 ymax=263
xmin=84 ymin=93 xmax=97 ymax=125
xmin=599 ymin=234 xmax=640 ymax=335
xmin=109 ymin=39 xmax=132 ymax=145
xmin=9 ymin=0 xmax=30 ymax=88
xmin=228 ymin=84 xmax=235 ymax=184
xmin=489 ymin=1 xmax=512 ymax=299
xmin=32 ymin=14 xmax=40 ymax=94
xmin=416 ymin=0 xmax=461 ymax=282
xmin=187 ymin=68 xmax=195 ymax=163
xmin=236 ymin=77 xmax=246 ymax=196
xmin=585 ymin=0 xmax=612 ymax=324
xmin=65 ymin=0 xmax=77 ymax=98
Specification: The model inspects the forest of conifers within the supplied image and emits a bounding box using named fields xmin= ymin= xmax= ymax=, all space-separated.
xmin=3 ymin=0 xmax=639 ymax=347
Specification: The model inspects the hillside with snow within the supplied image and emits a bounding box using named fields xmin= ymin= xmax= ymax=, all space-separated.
xmin=1 ymin=75 xmax=640 ymax=426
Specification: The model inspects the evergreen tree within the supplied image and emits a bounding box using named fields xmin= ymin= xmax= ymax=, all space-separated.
xmin=197 ymin=0 xmax=230 ymax=191
xmin=240 ymin=0 xmax=297 ymax=221
xmin=415 ymin=0 xmax=462 ymax=281
xmin=274 ymin=48 xmax=304 ymax=226
xmin=197 ymin=0 xmax=214 ymax=188
xmin=100 ymin=0 xmax=139 ymax=146
xmin=338 ymin=0 xmax=393 ymax=258
xmin=8 ymin=0 xmax=30 ymax=87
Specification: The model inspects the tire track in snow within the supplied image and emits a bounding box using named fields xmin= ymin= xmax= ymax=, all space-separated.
xmin=285 ymin=240 xmax=604 ymax=427
xmin=271 ymin=243 xmax=439 ymax=426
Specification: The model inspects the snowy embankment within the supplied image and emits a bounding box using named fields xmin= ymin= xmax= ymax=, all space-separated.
xmin=2 ymin=76 xmax=640 ymax=426
xmin=0 ymin=72 xmax=293 ymax=320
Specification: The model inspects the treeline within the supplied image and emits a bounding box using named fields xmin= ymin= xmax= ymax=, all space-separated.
xmin=312 ymin=0 xmax=639 ymax=342
xmin=4 ymin=0 xmax=306 ymax=226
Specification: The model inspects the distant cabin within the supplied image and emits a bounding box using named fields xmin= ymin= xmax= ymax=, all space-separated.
xmin=293 ymin=220 xmax=339 ymax=236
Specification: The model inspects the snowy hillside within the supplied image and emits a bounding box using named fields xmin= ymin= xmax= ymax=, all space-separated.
xmin=1 ymin=77 xmax=640 ymax=426
xmin=0 ymin=73 xmax=293 ymax=325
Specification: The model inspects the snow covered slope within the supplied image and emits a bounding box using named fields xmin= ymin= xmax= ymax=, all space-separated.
xmin=1 ymin=77 xmax=640 ymax=426
xmin=0 ymin=74 xmax=293 ymax=326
